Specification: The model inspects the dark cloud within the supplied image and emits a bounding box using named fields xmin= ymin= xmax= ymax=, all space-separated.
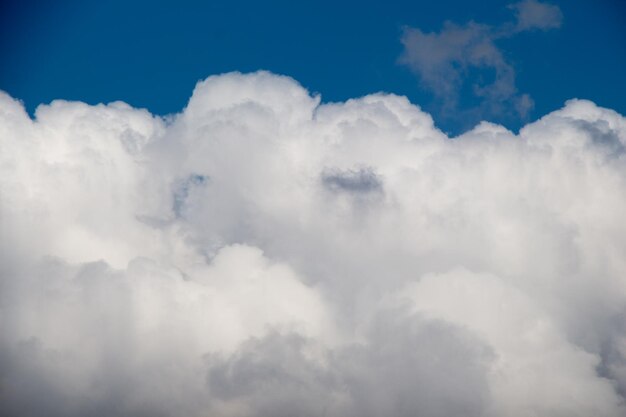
xmin=206 ymin=311 xmax=492 ymax=417
xmin=173 ymin=173 xmax=209 ymax=217
xmin=321 ymin=167 xmax=383 ymax=194
xmin=575 ymin=119 xmax=626 ymax=157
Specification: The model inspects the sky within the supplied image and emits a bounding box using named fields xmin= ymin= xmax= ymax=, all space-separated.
xmin=1 ymin=2 xmax=626 ymax=417
xmin=1 ymin=0 xmax=625 ymax=134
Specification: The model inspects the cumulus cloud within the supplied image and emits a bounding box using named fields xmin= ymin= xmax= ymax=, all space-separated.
xmin=399 ymin=1 xmax=562 ymax=128
xmin=1 ymin=71 xmax=626 ymax=416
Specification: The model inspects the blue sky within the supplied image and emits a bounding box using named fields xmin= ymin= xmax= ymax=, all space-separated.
xmin=1 ymin=0 xmax=624 ymax=134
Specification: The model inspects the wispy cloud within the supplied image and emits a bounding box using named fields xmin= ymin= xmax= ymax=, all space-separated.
xmin=509 ymin=0 xmax=563 ymax=32
xmin=399 ymin=0 xmax=562 ymax=130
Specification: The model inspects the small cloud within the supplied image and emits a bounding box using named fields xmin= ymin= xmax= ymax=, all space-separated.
xmin=399 ymin=1 xmax=562 ymax=129
xmin=509 ymin=0 xmax=563 ymax=32
xmin=515 ymin=93 xmax=535 ymax=118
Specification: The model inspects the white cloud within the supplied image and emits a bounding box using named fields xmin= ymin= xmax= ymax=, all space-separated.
xmin=1 ymin=72 xmax=626 ymax=416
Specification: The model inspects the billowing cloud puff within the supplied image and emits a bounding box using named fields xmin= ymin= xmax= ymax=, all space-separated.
xmin=1 ymin=71 xmax=626 ymax=416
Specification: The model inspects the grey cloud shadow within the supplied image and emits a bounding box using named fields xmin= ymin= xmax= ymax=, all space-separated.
xmin=321 ymin=167 xmax=383 ymax=195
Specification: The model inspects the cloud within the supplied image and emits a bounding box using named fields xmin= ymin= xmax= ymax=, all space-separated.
xmin=399 ymin=1 xmax=562 ymax=129
xmin=206 ymin=313 xmax=491 ymax=417
xmin=1 ymin=72 xmax=626 ymax=416
xmin=509 ymin=0 xmax=563 ymax=32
